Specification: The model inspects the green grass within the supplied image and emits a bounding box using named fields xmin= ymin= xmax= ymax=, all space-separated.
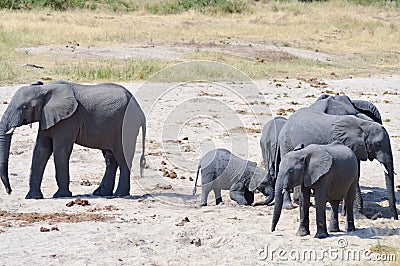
xmin=0 ymin=0 xmax=249 ymax=13
xmin=53 ymin=59 xmax=169 ymax=82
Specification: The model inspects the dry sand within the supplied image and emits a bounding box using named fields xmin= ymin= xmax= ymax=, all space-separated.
xmin=0 ymin=75 xmax=399 ymax=265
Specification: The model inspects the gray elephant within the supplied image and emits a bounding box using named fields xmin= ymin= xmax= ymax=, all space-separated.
xmin=193 ymin=148 xmax=274 ymax=206
xmin=260 ymin=116 xmax=287 ymax=179
xmin=311 ymin=94 xmax=382 ymax=124
xmin=275 ymin=107 xmax=397 ymax=220
xmin=271 ymin=142 xmax=358 ymax=238
xmin=0 ymin=81 xmax=146 ymax=198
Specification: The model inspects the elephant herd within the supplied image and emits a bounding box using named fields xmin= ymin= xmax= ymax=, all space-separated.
xmin=0 ymin=81 xmax=398 ymax=239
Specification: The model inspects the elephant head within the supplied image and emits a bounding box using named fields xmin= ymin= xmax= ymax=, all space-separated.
xmin=0 ymin=82 xmax=78 ymax=194
xmin=272 ymin=144 xmax=332 ymax=232
xmin=249 ymin=166 xmax=275 ymax=205
xmin=332 ymin=116 xmax=397 ymax=219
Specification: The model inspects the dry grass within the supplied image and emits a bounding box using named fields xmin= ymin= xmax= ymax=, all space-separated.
xmin=0 ymin=0 xmax=399 ymax=83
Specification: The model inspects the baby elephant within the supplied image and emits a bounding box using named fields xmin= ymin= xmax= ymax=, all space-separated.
xmin=193 ymin=148 xmax=274 ymax=206
xmin=271 ymin=142 xmax=358 ymax=238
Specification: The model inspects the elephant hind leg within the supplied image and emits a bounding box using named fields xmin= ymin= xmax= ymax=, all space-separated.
xmin=345 ymin=182 xmax=357 ymax=232
xmin=328 ymin=200 xmax=341 ymax=232
xmin=93 ymin=150 xmax=118 ymax=196
xmin=112 ymin=152 xmax=131 ymax=197
xmin=214 ymin=188 xmax=222 ymax=205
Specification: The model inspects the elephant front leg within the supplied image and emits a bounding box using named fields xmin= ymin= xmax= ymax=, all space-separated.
xmin=230 ymin=180 xmax=252 ymax=205
xmin=52 ymin=145 xmax=73 ymax=198
xmin=26 ymin=134 xmax=53 ymax=199
xmin=328 ymin=200 xmax=341 ymax=232
xmin=296 ymin=185 xmax=311 ymax=237
xmin=93 ymin=151 xmax=118 ymax=196
xmin=314 ymin=191 xmax=329 ymax=239
xmin=283 ymin=189 xmax=295 ymax=210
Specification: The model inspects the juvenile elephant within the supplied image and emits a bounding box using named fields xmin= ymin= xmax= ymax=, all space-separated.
xmin=193 ymin=148 xmax=274 ymax=206
xmin=275 ymin=107 xmax=397 ymax=220
xmin=260 ymin=116 xmax=287 ymax=179
xmin=271 ymin=142 xmax=358 ymax=239
xmin=0 ymin=81 xmax=146 ymax=198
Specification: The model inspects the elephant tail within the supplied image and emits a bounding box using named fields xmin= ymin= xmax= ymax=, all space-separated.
xmin=139 ymin=121 xmax=146 ymax=178
xmin=192 ymin=164 xmax=201 ymax=196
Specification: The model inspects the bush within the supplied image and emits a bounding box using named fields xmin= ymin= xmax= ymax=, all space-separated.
xmin=0 ymin=0 xmax=86 ymax=10
xmin=145 ymin=0 xmax=249 ymax=15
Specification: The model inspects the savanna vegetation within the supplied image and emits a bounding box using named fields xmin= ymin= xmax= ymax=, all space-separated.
xmin=0 ymin=0 xmax=399 ymax=83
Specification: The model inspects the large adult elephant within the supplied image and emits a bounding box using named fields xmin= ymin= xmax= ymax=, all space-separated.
xmin=260 ymin=116 xmax=287 ymax=181
xmin=306 ymin=94 xmax=384 ymax=214
xmin=274 ymin=107 xmax=397 ymax=220
xmin=311 ymin=94 xmax=382 ymax=124
xmin=0 ymin=81 xmax=146 ymax=199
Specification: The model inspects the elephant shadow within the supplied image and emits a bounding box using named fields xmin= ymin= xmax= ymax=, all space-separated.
xmin=328 ymin=227 xmax=400 ymax=240
xmin=360 ymin=186 xmax=400 ymax=219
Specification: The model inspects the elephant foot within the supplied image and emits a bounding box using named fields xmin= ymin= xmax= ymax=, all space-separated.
xmin=314 ymin=231 xmax=329 ymax=239
xmin=93 ymin=186 xmax=113 ymax=197
xmin=283 ymin=200 xmax=296 ymax=210
xmin=296 ymin=226 xmax=310 ymax=237
xmin=346 ymin=222 xmax=356 ymax=232
xmin=113 ymin=189 xmax=130 ymax=197
xmin=200 ymin=202 xmax=207 ymax=207
xmin=25 ymin=190 xmax=44 ymax=199
xmin=215 ymin=197 xmax=223 ymax=205
xmin=328 ymin=225 xmax=341 ymax=233
xmin=53 ymin=189 xmax=72 ymax=198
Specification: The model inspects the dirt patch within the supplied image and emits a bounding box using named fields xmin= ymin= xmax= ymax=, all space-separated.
xmin=0 ymin=210 xmax=111 ymax=228
xmin=19 ymin=41 xmax=335 ymax=64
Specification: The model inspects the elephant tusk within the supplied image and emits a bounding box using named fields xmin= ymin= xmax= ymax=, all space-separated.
xmin=6 ymin=127 xmax=15 ymax=135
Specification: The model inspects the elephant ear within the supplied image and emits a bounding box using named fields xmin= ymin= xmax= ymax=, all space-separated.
xmin=351 ymin=100 xmax=382 ymax=124
xmin=304 ymin=146 xmax=332 ymax=187
xmin=248 ymin=165 xmax=266 ymax=192
xmin=40 ymin=84 xmax=78 ymax=130
xmin=332 ymin=116 xmax=368 ymax=161
xmin=316 ymin=94 xmax=330 ymax=101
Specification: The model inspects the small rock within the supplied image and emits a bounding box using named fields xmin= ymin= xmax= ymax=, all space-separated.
xmin=40 ymin=227 xmax=50 ymax=232
xmin=161 ymin=161 xmax=167 ymax=165
xmin=190 ymin=238 xmax=201 ymax=247
xmin=189 ymin=177 xmax=193 ymax=181
xmin=66 ymin=201 xmax=75 ymax=207
xmin=182 ymin=137 xmax=189 ymax=140
xmin=175 ymin=217 xmax=190 ymax=226
xmin=80 ymin=179 xmax=92 ymax=186
xmin=180 ymin=176 xmax=186 ymax=179
xmin=169 ymin=171 xmax=177 ymax=179
xmin=51 ymin=226 xmax=59 ymax=231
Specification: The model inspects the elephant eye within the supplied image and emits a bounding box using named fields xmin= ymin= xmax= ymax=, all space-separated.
xmin=288 ymin=169 xmax=294 ymax=174
xmin=21 ymin=105 xmax=28 ymax=110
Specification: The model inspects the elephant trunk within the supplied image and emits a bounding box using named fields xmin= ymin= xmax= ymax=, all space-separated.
xmin=264 ymin=187 xmax=274 ymax=205
xmin=376 ymin=150 xmax=398 ymax=220
xmin=0 ymin=123 xmax=13 ymax=194
xmin=271 ymin=180 xmax=285 ymax=232
xmin=372 ymin=129 xmax=398 ymax=219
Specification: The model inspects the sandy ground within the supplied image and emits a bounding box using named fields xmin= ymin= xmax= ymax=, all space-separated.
xmin=0 ymin=74 xmax=399 ymax=265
